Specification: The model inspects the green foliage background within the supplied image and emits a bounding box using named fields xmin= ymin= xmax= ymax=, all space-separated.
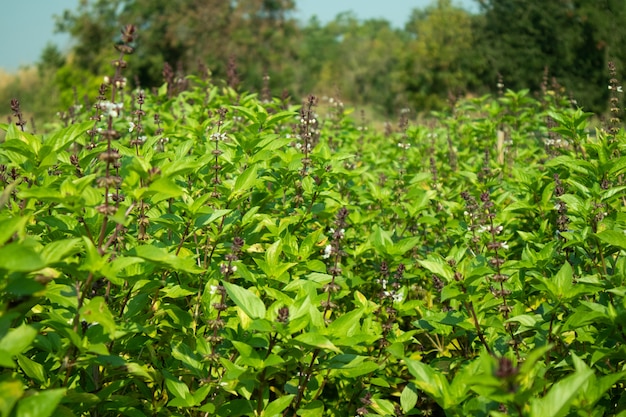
xmin=2 ymin=0 xmax=625 ymax=124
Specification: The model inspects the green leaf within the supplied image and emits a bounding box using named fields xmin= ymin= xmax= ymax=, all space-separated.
xmin=217 ymin=399 xmax=254 ymax=417
xmin=370 ymin=225 xmax=393 ymax=254
xmin=126 ymin=362 xmax=157 ymax=383
xmin=294 ymin=332 xmax=341 ymax=353
xmin=405 ymin=358 xmax=450 ymax=407
xmin=265 ymin=110 xmax=296 ymax=129
xmin=17 ymin=354 xmax=46 ymax=383
xmin=81 ymin=236 xmax=107 ymax=273
xmin=164 ymin=371 xmax=195 ymax=407
xmin=371 ymin=398 xmax=396 ymax=416
xmin=162 ymin=285 xmax=196 ymax=299
xmin=231 ymin=340 xmax=263 ymax=367
xmin=222 ymin=281 xmax=266 ymax=319
xmin=0 ymin=324 xmax=38 ymax=366
xmin=530 ymin=355 xmax=593 ymax=417
xmin=41 ymin=238 xmax=82 ymax=264
xmin=392 ymin=236 xmax=421 ymax=255
xmin=0 ymin=216 xmax=29 ymax=246
xmin=554 ymin=261 xmax=573 ymax=299
xmin=45 ymin=121 xmax=92 ymax=152
xmin=418 ymin=256 xmax=454 ymax=282
xmin=0 ymin=243 xmax=45 ymax=272
xmin=596 ymin=230 xmax=626 ymax=251
xmin=194 ymin=209 xmax=231 ymax=228
xmin=172 ymin=341 xmax=205 ymax=377
xmin=232 ymin=164 xmax=258 ymax=197
xmin=506 ymin=314 xmax=540 ymax=328
xmin=0 ymin=379 xmax=24 ymax=416
xmin=401 ymin=383 xmax=419 ymax=413
xmin=192 ymin=384 xmax=212 ymax=405
xmin=325 ymin=309 xmax=363 ymax=338
xmin=161 ymin=158 xmax=201 ymax=177
xmin=328 ymin=355 xmax=379 ymax=377
xmin=230 ymin=105 xmax=260 ymax=124
xmin=265 ymin=239 xmax=282 ymax=267
xmin=262 ymin=395 xmax=295 ymax=417
xmin=15 ymin=389 xmax=65 ymax=417
xmin=131 ymin=245 xmax=203 ymax=273
xmin=79 ymin=297 xmax=117 ymax=336
xmin=147 ymin=177 xmax=186 ymax=203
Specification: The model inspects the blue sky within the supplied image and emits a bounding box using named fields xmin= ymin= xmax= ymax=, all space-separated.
xmin=0 ymin=0 xmax=476 ymax=72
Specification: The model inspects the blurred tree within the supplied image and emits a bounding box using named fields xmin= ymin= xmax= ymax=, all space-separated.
xmin=295 ymin=16 xmax=343 ymax=95
xmin=402 ymin=0 xmax=477 ymax=110
xmin=474 ymin=0 xmax=625 ymax=112
xmin=55 ymin=0 xmax=300 ymax=93
xmin=307 ymin=13 xmax=407 ymax=115
xmin=55 ymin=0 xmax=122 ymax=74
xmin=38 ymin=43 xmax=66 ymax=75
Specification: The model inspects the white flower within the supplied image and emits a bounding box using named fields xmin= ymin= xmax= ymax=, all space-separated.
xmin=103 ymin=76 xmax=110 ymax=84
xmin=128 ymin=122 xmax=135 ymax=133
xmin=322 ymin=244 xmax=332 ymax=259
xmin=392 ymin=292 xmax=404 ymax=303
xmin=209 ymin=285 xmax=218 ymax=295
xmin=500 ymin=241 xmax=509 ymax=250
xmin=115 ymin=77 xmax=127 ymax=89
xmin=210 ymin=132 xmax=227 ymax=141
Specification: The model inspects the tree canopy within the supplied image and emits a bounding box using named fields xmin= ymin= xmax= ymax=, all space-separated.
xmin=3 ymin=0 xmax=621 ymax=121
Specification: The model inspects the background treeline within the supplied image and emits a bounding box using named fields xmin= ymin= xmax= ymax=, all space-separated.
xmin=2 ymin=0 xmax=625 ymax=124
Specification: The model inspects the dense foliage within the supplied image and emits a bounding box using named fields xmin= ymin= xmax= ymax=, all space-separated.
xmin=2 ymin=25 xmax=626 ymax=417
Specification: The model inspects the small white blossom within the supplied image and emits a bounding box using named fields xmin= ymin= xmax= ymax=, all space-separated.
xmin=115 ymin=77 xmax=127 ymax=89
xmin=322 ymin=244 xmax=332 ymax=259
xmin=209 ymin=285 xmax=219 ymax=295
xmin=210 ymin=132 xmax=227 ymax=141
xmin=128 ymin=122 xmax=135 ymax=133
